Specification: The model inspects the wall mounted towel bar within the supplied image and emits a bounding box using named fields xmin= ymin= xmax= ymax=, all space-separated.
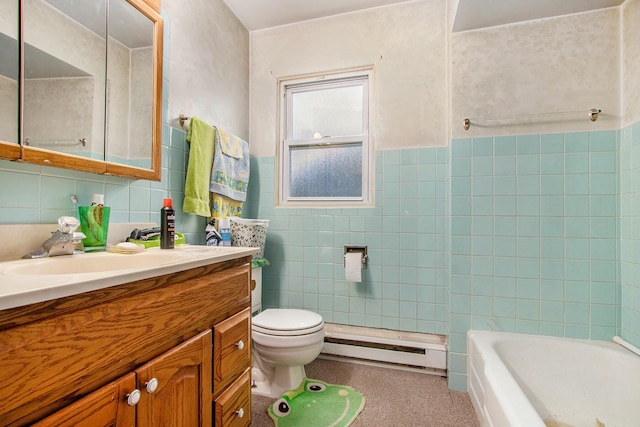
xmin=463 ymin=108 xmax=601 ymax=130
xmin=23 ymin=137 xmax=87 ymax=147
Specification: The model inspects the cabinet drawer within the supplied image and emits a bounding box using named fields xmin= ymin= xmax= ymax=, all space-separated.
xmin=214 ymin=369 xmax=251 ymax=427
xmin=213 ymin=308 xmax=251 ymax=395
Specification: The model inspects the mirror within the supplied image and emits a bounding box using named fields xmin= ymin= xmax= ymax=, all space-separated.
xmin=0 ymin=0 xmax=20 ymax=160
xmin=0 ymin=0 xmax=162 ymax=181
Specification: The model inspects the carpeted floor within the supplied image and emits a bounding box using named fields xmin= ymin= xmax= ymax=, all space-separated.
xmin=251 ymin=357 xmax=480 ymax=427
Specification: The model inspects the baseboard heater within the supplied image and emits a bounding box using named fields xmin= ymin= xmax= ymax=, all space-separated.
xmin=321 ymin=323 xmax=447 ymax=376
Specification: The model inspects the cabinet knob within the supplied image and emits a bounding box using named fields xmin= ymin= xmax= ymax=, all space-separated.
xmin=236 ymin=340 xmax=245 ymax=350
xmin=126 ymin=389 xmax=141 ymax=406
xmin=145 ymin=378 xmax=159 ymax=394
xmin=235 ymin=408 xmax=245 ymax=418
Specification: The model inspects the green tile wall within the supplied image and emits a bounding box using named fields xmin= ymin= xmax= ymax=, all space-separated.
xmin=620 ymin=122 xmax=640 ymax=349
xmin=244 ymin=149 xmax=449 ymax=335
xmin=448 ymin=130 xmax=621 ymax=390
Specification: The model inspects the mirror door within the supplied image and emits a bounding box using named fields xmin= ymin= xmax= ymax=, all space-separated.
xmin=0 ymin=0 xmax=20 ymax=160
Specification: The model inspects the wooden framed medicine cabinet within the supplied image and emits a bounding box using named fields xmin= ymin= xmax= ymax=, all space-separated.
xmin=0 ymin=0 xmax=163 ymax=181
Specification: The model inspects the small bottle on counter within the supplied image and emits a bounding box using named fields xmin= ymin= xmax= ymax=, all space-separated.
xmin=161 ymin=198 xmax=175 ymax=249
xmin=219 ymin=218 xmax=231 ymax=246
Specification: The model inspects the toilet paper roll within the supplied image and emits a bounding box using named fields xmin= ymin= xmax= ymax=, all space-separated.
xmin=345 ymin=252 xmax=363 ymax=282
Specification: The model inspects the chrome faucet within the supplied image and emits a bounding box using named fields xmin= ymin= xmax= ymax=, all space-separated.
xmin=23 ymin=216 xmax=86 ymax=259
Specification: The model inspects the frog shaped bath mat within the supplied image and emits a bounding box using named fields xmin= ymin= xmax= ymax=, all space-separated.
xmin=268 ymin=379 xmax=365 ymax=427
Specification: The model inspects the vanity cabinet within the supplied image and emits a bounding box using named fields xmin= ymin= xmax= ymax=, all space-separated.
xmin=0 ymin=256 xmax=253 ymax=427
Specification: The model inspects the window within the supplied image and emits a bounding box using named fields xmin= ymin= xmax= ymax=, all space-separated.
xmin=278 ymin=69 xmax=372 ymax=207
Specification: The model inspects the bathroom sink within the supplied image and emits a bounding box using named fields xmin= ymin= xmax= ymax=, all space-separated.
xmin=4 ymin=251 xmax=180 ymax=275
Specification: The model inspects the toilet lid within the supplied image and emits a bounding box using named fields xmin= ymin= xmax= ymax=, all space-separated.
xmin=252 ymin=309 xmax=324 ymax=336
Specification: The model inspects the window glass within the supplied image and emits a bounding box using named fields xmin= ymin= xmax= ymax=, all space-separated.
xmin=291 ymin=84 xmax=363 ymax=139
xmin=289 ymin=143 xmax=362 ymax=198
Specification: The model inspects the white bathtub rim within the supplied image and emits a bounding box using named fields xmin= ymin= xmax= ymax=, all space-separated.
xmin=467 ymin=330 xmax=640 ymax=427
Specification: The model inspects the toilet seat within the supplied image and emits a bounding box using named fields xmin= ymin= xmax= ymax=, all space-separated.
xmin=252 ymin=309 xmax=324 ymax=336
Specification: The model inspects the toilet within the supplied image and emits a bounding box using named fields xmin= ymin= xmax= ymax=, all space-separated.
xmin=251 ymin=267 xmax=325 ymax=398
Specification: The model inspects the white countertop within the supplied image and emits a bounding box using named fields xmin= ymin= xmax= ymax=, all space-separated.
xmin=0 ymin=245 xmax=259 ymax=311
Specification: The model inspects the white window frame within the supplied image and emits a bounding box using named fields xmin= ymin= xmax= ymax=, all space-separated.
xmin=277 ymin=68 xmax=373 ymax=207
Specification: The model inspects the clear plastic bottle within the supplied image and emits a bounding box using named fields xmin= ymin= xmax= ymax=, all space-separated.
xmin=161 ymin=198 xmax=175 ymax=249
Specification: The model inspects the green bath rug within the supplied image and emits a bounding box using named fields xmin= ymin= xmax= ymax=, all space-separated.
xmin=268 ymin=378 xmax=365 ymax=427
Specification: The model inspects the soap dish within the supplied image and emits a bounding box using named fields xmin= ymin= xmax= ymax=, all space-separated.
xmin=106 ymin=242 xmax=146 ymax=254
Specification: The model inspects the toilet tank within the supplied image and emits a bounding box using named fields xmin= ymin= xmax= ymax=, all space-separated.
xmin=252 ymin=267 xmax=262 ymax=313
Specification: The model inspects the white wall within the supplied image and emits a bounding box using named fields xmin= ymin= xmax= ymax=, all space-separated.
xmin=249 ymin=0 xmax=448 ymax=157
xmin=163 ymin=0 xmax=249 ymax=140
xmin=451 ymin=8 xmax=621 ymax=138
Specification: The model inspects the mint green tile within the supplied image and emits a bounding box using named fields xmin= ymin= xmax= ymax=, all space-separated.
xmin=591 ymin=304 xmax=616 ymax=326
xmin=494 ymin=257 xmax=515 ymax=277
xmin=541 ymin=301 xmax=564 ymax=322
xmin=494 ymin=318 xmax=517 ymax=332
xmin=540 ymin=196 xmax=564 ymax=216
xmin=517 ymin=257 xmax=540 ymax=278
xmin=590 ymin=130 xmax=617 ymax=152
xmin=472 ymin=255 xmax=494 ymax=276
xmin=517 ymin=217 xmax=539 ymax=236
xmin=591 ymin=239 xmax=616 ymax=260
xmin=565 ymin=324 xmax=589 ymax=339
xmin=452 ymin=139 xmax=471 ymax=158
xmin=517 ymin=236 xmax=540 ymax=258
xmin=541 ymin=279 xmax=565 ymax=301
xmin=541 ymin=259 xmax=564 ymax=280
xmin=517 ymin=278 xmax=540 ymax=299
xmin=591 ymin=282 xmax=617 ymax=304
xmin=472 ymin=177 xmax=493 ymax=196
xmin=473 ymin=197 xmax=493 ymax=215
xmin=590 ymin=195 xmax=617 ymax=216
xmin=540 ymin=133 xmax=564 ymax=153
xmin=565 ymin=153 xmax=589 ymax=174
xmin=565 ymin=132 xmax=589 ymax=153
xmin=566 ymin=260 xmax=590 ymax=281
xmin=591 ymin=260 xmax=617 ymax=282
xmin=517 ymin=175 xmax=539 ymax=195
xmin=495 ymin=156 xmax=515 ymax=176
xmin=451 ymin=177 xmax=471 ymax=196
xmin=516 ymin=135 xmax=540 ymax=155
xmin=565 ymin=175 xmax=589 ymax=194
xmin=541 ymin=153 xmax=564 ymax=174
xmin=540 ymin=237 xmax=564 ymax=258
xmin=565 ymin=302 xmax=589 ymax=324
xmin=495 ymin=176 xmax=516 ymax=195
xmin=517 ymin=155 xmax=540 ymax=175
xmin=450 ymin=294 xmax=471 ymax=314
xmin=566 ymin=238 xmax=590 ymax=259
xmin=495 ymin=196 xmax=516 ymax=215
xmin=472 ymin=217 xmax=494 ymax=236
xmin=495 ymin=237 xmax=516 ymax=256
xmin=516 ymin=299 xmax=539 ymax=320
xmin=590 ymin=152 xmax=616 ymax=173
xmin=471 ymin=276 xmax=493 ymax=296
xmin=494 ymin=277 xmax=516 ymax=297
xmin=472 ymin=137 xmax=493 ymax=156
xmin=565 ymin=217 xmax=590 ymax=237
xmin=590 ymin=174 xmax=616 ymax=195
xmin=495 ymin=216 xmax=516 ymax=236
xmin=541 ymin=175 xmax=564 ymax=195
xmin=419 ymin=148 xmax=437 ymax=164
xmin=517 ymin=196 xmax=540 ymax=215
xmin=472 ymin=236 xmax=494 ymax=256
xmin=495 ymin=136 xmax=516 ymax=155
xmin=591 ymin=217 xmax=617 ymax=238
xmin=472 ymin=296 xmax=492 ymax=316
xmin=383 ymin=150 xmax=401 ymax=166
xmin=451 ymin=255 xmax=471 ymax=275
xmin=473 ymin=157 xmax=493 ymax=176
xmin=494 ymin=297 xmax=515 ymax=317
xmin=565 ymin=195 xmax=589 ymax=216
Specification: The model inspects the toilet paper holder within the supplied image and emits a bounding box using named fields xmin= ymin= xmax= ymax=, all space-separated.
xmin=344 ymin=245 xmax=368 ymax=269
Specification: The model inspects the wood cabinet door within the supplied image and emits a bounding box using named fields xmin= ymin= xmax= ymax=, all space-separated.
xmin=32 ymin=373 xmax=136 ymax=427
xmin=135 ymin=330 xmax=213 ymax=427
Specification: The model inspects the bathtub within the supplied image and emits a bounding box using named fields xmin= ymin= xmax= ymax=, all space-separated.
xmin=466 ymin=330 xmax=640 ymax=427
